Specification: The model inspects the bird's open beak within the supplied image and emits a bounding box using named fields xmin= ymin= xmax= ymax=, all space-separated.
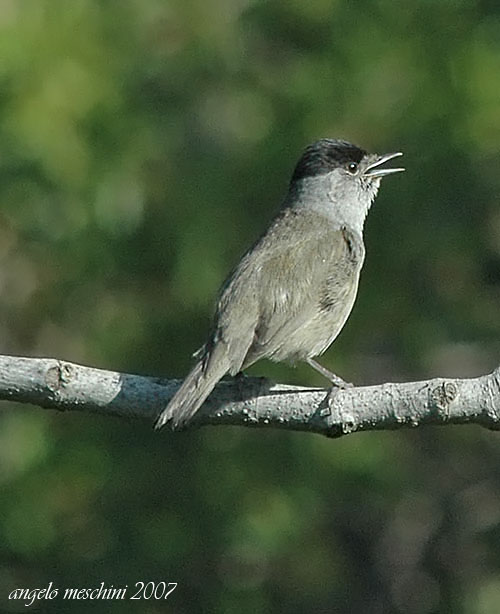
xmin=364 ymin=152 xmax=404 ymax=178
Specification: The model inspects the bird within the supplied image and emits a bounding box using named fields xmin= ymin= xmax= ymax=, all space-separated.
xmin=156 ymin=138 xmax=404 ymax=430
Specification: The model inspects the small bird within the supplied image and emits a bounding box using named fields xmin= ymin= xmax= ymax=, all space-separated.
xmin=156 ymin=139 xmax=404 ymax=430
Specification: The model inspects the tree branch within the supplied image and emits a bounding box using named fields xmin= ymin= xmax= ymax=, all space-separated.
xmin=0 ymin=354 xmax=499 ymax=437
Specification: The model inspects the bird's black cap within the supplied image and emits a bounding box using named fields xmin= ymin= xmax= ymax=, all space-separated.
xmin=291 ymin=139 xmax=366 ymax=182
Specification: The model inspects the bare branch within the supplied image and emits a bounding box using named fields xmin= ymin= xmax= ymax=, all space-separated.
xmin=0 ymin=354 xmax=499 ymax=438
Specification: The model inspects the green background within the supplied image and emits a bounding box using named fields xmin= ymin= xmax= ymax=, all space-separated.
xmin=1 ymin=1 xmax=500 ymax=612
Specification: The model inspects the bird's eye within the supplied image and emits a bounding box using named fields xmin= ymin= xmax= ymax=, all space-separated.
xmin=347 ymin=162 xmax=358 ymax=174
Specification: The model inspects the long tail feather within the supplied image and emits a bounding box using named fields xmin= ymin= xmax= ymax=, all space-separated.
xmin=155 ymin=358 xmax=228 ymax=430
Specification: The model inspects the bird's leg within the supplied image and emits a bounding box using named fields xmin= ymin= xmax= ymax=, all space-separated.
xmin=232 ymin=371 xmax=245 ymax=403
xmin=306 ymin=357 xmax=353 ymax=388
xmin=306 ymin=358 xmax=353 ymax=417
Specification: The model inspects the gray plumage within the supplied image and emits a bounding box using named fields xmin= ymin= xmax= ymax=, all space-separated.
xmin=156 ymin=139 xmax=404 ymax=430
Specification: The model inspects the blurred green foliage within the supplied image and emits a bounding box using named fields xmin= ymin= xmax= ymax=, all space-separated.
xmin=0 ymin=1 xmax=500 ymax=612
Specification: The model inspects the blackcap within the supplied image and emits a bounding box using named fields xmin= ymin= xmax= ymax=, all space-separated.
xmin=156 ymin=139 xmax=404 ymax=430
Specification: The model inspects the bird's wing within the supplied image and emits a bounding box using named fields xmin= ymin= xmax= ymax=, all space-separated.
xmin=207 ymin=208 xmax=363 ymax=374
xmin=247 ymin=215 xmax=362 ymax=364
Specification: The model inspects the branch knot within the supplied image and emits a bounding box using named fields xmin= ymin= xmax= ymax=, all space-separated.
xmin=430 ymin=381 xmax=458 ymax=415
xmin=46 ymin=361 xmax=74 ymax=393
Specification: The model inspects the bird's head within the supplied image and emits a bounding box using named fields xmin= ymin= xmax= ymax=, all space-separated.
xmin=289 ymin=138 xmax=404 ymax=230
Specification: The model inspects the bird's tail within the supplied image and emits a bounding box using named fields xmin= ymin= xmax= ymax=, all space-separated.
xmin=155 ymin=356 xmax=228 ymax=431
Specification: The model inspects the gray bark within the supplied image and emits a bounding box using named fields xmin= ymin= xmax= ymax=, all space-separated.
xmin=0 ymin=354 xmax=499 ymax=438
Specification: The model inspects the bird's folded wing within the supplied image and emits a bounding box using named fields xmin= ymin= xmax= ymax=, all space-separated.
xmin=208 ymin=208 xmax=362 ymax=372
